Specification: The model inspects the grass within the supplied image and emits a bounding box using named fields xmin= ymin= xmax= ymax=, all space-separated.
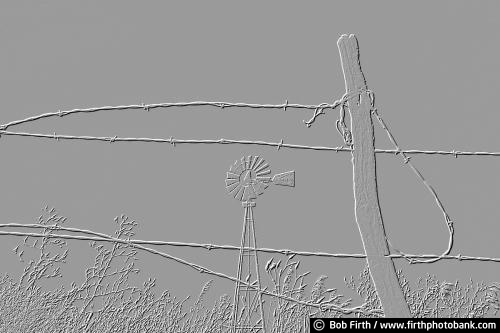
xmin=0 ymin=206 xmax=498 ymax=332
xmin=0 ymin=208 xmax=233 ymax=332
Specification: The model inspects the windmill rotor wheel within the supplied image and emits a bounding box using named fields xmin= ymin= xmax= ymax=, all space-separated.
xmin=225 ymin=155 xmax=271 ymax=202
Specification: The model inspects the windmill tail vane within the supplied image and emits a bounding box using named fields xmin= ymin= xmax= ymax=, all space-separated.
xmin=271 ymin=171 xmax=295 ymax=187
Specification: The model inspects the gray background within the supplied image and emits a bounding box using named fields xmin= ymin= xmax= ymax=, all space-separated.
xmin=0 ymin=0 xmax=499 ymax=312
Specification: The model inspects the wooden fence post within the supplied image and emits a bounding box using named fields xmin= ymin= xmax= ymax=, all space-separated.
xmin=337 ymin=34 xmax=411 ymax=317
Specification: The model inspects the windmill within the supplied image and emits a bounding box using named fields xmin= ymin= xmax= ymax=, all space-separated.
xmin=225 ymin=155 xmax=295 ymax=333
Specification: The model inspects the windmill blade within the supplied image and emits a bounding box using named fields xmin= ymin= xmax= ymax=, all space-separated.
xmin=245 ymin=155 xmax=253 ymax=169
xmin=225 ymin=177 xmax=238 ymax=187
xmin=272 ymin=171 xmax=295 ymax=187
xmin=233 ymin=185 xmax=245 ymax=201
xmin=256 ymin=168 xmax=271 ymax=176
xmin=254 ymin=162 xmax=269 ymax=174
xmin=249 ymin=155 xmax=259 ymax=170
xmin=226 ymin=181 xmax=240 ymax=194
xmin=226 ymin=171 xmax=239 ymax=180
xmin=252 ymin=156 xmax=265 ymax=171
xmin=230 ymin=160 xmax=245 ymax=175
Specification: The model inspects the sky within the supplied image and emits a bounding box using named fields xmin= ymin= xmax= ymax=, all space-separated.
xmin=0 ymin=0 xmax=499 ymax=317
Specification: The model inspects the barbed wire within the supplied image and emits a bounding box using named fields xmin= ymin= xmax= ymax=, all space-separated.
xmin=0 ymin=100 xmax=330 ymax=131
xmin=375 ymin=149 xmax=500 ymax=157
xmin=1 ymin=88 xmax=499 ymax=157
xmin=1 ymin=129 xmax=500 ymax=158
xmin=0 ymin=130 xmax=350 ymax=151
xmin=1 ymin=223 xmax=498 ymax=263
xmin=0 ymin=90 xmax=371 ymax=132
xmin=0 ymin=226 xmax=382 ymax=316
xmin=364 ymin=90 xmax=454 ymax=264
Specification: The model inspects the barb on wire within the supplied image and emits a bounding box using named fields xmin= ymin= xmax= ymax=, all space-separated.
xmin=1 ymin=224 xmax=498 ymax=263
xmin=0 ymin=225 xmax=380 ymax=316
xmin=367 ymin=90 xmax=454 ymax=264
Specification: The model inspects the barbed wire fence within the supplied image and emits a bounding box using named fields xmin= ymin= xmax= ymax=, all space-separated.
xmin=0 ymin=34 xmax=499 ymax=325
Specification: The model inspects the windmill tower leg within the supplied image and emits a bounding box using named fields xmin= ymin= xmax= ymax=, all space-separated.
xmin=231 ymin=201 xmax=266 ymax=333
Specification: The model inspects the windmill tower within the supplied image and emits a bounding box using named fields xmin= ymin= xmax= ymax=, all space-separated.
xmin=225 ymin=155 xmax=295 ymax=333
